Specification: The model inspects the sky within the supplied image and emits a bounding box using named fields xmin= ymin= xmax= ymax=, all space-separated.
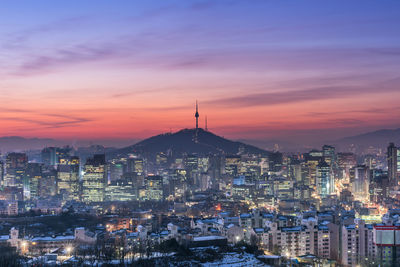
xmin=0 ymin=0 xmax=399 ymax=145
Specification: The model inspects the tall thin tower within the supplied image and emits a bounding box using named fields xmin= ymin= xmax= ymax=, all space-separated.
xmin=195 ymin=100 xmax=199 ymax=130
xmin=205 ymin=116 xmax=208 ymax=131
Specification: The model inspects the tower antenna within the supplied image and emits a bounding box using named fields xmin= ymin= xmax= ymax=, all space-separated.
xmin=205 ymin=116 xmax=208 ymax=131
xmin=195 ymin=100 xmax=199 ymax=130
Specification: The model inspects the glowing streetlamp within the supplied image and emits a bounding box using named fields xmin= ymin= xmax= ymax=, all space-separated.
xmin=66 ymin=246 xmax=73 ymax=256
xmin=20 ymin=241 xmax=28 ymax=254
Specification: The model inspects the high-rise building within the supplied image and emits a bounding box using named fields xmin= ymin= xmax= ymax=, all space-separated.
xmin=341 ymin=222 xmax=376 ymax=266
xmin=109 ymin=160 xmax=124 ymax=183
xmin=82 ymin=154 xmax=106 ymax=203
xmin=198 ymin=157 xmax=209 ymax=173
xmin=304 ymin=152 xmax=323 ymax=187
xmin=144 ymin=175 xmax=163 ymax=201
xmin=41 ymin=147 xmax=57 ymax=166
xmin=268 ymin=152 xmax=283 ymax=173
xmin=56 ymin=146 xmax=72 ymax=164
xmin=225 ymin=155 xmax=241 ymax=177
xmin=41 ymin=146 xmax=72 ymax=166
xmin=127 ymin=157 xmax=144 ymax=174
xmin=39 ymin=168 xmax=57 ymax=198
xmin=316 ymin=161 xmax=334 ymax=197
xmin=337 ymin=153 xmax=357 ymax=180
xmin=57 ymin=156 xmax=80 ymax=200
xmin=387 ymin=143 xmax=399 ymax=186
xmin=322 ymin=145 xmax=336 ymax=166
xmin=5 ymin=152 xmax=28 ymax=188
xmin=156 ymin=152 xmax=168 ymax=167
xmin=351 ymin=165 xmax=370 ymax=200
xmin=105 ymin=179 xmax=136 ymax=202
xmin=125 ymin=157 xmax=145 ymax=187
xmin=184 ymin=154 xmax=199 ymax=186
xmin=370 ymin=169 xmax=389 ymax=202
xmin=25 ymin=163 xmax=43 ymax=200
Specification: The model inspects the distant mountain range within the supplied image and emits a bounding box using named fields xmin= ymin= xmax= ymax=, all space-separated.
xmin=0 ymin=136 xmax=138 ymax=153
xmin=0 ymin=127 xmax=398 ymax=154
xmin=111 ymin=128 xmax=270 ymax=158
xmin=333 ymin=128 xmax=400 ymax=151
xmin=0 ymin=136 xmax=61 ymax=152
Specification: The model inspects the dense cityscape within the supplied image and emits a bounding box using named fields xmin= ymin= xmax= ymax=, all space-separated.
xmin=0 ymin=105 xmax=399 ymax=266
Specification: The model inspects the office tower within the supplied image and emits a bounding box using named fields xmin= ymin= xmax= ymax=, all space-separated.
xmin=39 ymin=168 xmax=57 ymax=198
xmin=300 ymin=162 xmax=311 ymax=186
xmin=126 ymin=157 xmax=144 ymax=174
xmin=268 ymin=152 xmax=283 ymax=172
xmin=304 ymin=151 xmax=323 ymax=187
xmin=5 ymin=152 xmax=28 ymax=188
xmin=144 ymin=175 xmax=163 ymax=201
xmin=41 ymin=147 xmax=57 ymax=166
xmin=288 ymin=158 xmax=302 ymax=182
xmin=387 ymin=143 xmax=399 ymax=186
xmin=351 ymin=165 xmax=370 ymax=200
xmin=109 ymin=160 xmax=124 ymax=183
xmin=82 ymin=154 xmax=106 ymax=203
xmin=322 ymin=145 xmax=336 ymax=166
xmin=363 ymin=155 xmax=377 ymax=169
xmin=25 ymin=163 xmax=43 ymax=200
xmin=184 ymin=154 xmax=199 ymax=186
xmin=55 ymin=146 xmax=72 ymax=164
xmin=156 ymin=152 xmax=168 ymax=167
xmin=225 ymin=155 xmax=241 ymax=177
xmin=125 ymin=157 xmax=145 ymax=187
xmin=198 ymin=157 xmax=210 ymax=173
xmin=105 ymin=180 xmax=136 ymax=202
xmin=316 ymin=161 xmax=334 ymax=197
xmin=337 ymin=153 xmax=357 ymax=180
xmin=370 ymin=169 xmax=389 ymax=202
xmin=57 ymin=156 xmax=80 ymax=200
xmin=167 ymin=169 xmax=187 ymax=200
xmin=41 ymin=146 xmax=72 ymax=167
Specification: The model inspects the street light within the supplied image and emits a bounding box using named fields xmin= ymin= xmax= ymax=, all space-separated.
xmin=286 ymin=252 xmax=292 ymax=267
xmin=21 ymin=241 xmax=28 ymax=253
xmin=66 ymin=246 xmax=73 ymax=256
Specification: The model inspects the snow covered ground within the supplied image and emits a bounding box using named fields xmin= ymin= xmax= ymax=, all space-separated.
xmin=201 ymin=252 xmax=270 ymax=267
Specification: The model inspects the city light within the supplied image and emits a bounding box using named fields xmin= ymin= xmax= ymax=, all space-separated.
xmin=66 ymin=246 xmax=73 ymax=255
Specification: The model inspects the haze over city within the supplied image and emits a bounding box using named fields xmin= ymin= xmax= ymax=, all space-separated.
xmin=1 ymin=0 xmax=400 ymax=145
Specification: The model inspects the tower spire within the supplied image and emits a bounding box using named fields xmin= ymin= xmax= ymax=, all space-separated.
xmin=205 ymin=116 xmax=208 ymax=131
xmin=195 ymin=100 xmax=199 ymax=130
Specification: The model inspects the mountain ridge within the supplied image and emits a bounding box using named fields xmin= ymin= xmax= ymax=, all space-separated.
xmin=333 ymin=127 xmax=400 ymax=150
xmin=111 ymin=128 xmax=270 ymax=158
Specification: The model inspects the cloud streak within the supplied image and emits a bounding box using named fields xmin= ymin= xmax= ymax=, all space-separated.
xmin=205 ymin=85 xmax=399 ymax=108
xmin=0 ymin=113 xmax=92 ymax=129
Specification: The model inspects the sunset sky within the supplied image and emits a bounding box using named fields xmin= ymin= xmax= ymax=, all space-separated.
xmin=1 ymin=0 xmax=400 ymax=144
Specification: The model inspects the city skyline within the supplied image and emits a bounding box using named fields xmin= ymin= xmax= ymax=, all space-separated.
xmin=1 ymin=1 xmax=400 ymax=144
